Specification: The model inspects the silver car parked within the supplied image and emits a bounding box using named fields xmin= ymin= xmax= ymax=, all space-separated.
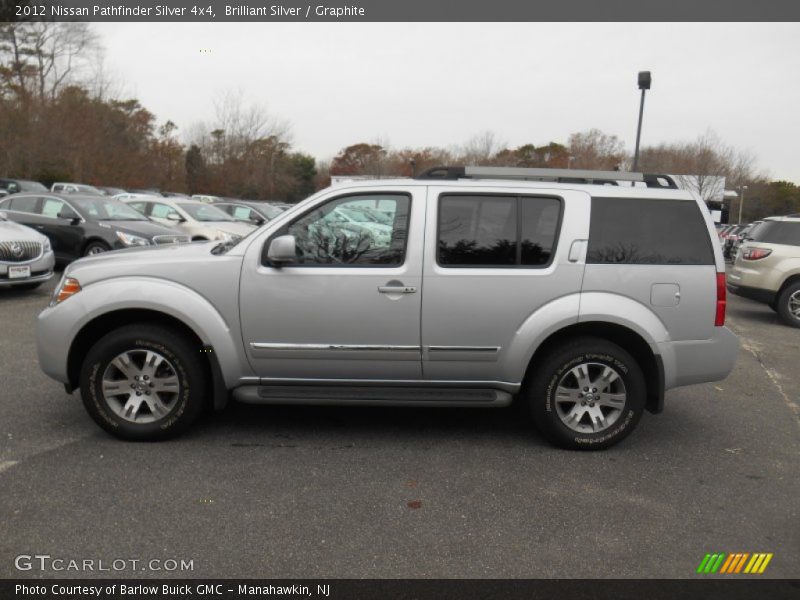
xmin=36 ymin=167 xmax=738 ymax=449
xmin=0 ymin=212 xmax=55 ymax=289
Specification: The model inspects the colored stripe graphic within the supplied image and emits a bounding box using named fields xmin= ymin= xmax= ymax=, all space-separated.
xmin=696 ymin=554 xmax=711 ymax=573
xmin=735 ymin=553 xmax=749 ymax=573
xmin=709 ymin=553 xmax=726 ymax=573
xmin=758 ymin=554 xmax=773 ymax=573
xmin=719 ymin=554 xmax=736 ymax=574
xmin=701 ymin=552 xmax=773 ymax=575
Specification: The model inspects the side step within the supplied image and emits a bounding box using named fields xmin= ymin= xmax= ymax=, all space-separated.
xmin=232 ymin=385 xmax=513 ymax=408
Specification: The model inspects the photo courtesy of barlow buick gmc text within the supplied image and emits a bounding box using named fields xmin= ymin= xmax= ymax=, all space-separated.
xmin=0 ymin=1 xmax=798 ymax=599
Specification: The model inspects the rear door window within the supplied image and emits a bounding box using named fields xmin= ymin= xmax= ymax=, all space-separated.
xmin=588 ymin=197 xmax=714 ymax=265
xmin=437 ymin=194 xmax=561 ymax=267
xmin=10 ymin=196 xmax=41 ymax=214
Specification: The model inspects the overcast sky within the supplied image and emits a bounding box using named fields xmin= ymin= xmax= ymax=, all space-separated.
xmin=97 ymin=22 xmax=800 ymax=183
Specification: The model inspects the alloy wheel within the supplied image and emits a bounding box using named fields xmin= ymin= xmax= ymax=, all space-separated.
xmin=554 ymin=362 xmax=627 ymax=434
xmin=101 ymin=349 xmax=180 ymax=423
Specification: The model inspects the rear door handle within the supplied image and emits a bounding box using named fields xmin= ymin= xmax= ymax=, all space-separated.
xmin=378 ymin=285 xmax=417 ymax=294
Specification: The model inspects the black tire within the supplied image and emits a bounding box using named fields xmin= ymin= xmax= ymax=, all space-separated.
xmin=776 ymin=282 xmax=800 ymax=328
xmin=83 ymin=241 xmax=111 ymax=256
xmin=527 ymin=337 xmax=646 ymax=450
xmin=80 ymin=324 xmax=207 ymax=440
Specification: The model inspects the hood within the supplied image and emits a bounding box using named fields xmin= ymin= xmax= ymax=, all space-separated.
xmin=98 ymin=220 xmax=186 ymax=239
xmin=65 ymin=237 xmax=220 ymax=273
xmin=0 ymin=218 xmax=49 ymax=244
xmin=65 ymin=239 xmax=226 ymax=283
xmin=206 ymin=221 xmax=257 ymax=237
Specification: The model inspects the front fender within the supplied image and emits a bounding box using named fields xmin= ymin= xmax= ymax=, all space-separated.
xmin=37 ymin=276 xmax=250 ymax=388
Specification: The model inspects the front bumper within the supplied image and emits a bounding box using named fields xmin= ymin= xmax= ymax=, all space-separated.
xmin=0 ymin=250 xmax=55 ymax=287
xmin=658 ymin=326 xmax=739 ymax=390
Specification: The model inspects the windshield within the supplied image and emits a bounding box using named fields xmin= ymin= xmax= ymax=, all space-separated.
xmin=20 ymin=181 xmax=48 ymax=192
xmin=76 ymin=185 xmax=104 ymax=195
xmin=70 ymin=197 xmax=148 ymax=221
xmin=177 ymin=202 xmax=234 ymax=221
xmin=259 ymin=203 xmax=284 ymax=219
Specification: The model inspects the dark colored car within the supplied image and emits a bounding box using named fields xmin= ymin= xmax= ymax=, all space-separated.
xmin=214 ymin=200 xmax=285 ymax=225
xmin=0 ymin=178 xmax=48 ymax=198
xmin=0 ymin=193 xmax=191 ymax=263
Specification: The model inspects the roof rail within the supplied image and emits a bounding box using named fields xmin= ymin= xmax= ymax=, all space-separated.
xmin=416 ymin=166 xmax=678 ymax=189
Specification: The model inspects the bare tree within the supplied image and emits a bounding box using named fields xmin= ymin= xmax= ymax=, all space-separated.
xmin=638 ymin=130 xmax=761 ymax=201
xmin=459 ymin=130 xmax=506 ymax=165
xmin=567 ymin=129 xmax=626 ymax=170
xmin=0 ymin=22 xmax=99 ymax=101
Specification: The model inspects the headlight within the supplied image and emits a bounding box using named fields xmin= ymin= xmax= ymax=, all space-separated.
xmin=42 ymin=237 xmax=52 ymax=252
xmin=116 ymin=231 xmax=151 ymax=246
xmin=50 ymin=276 xmax=81 ymax=306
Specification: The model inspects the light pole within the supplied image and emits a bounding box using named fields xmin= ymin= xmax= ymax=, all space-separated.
xmin=737 ymin=185 xmax=748 ymax=224
xmin=632 ymin=71 xmax=651 ymax=172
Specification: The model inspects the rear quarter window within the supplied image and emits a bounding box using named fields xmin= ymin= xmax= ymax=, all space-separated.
xmin=588 ymin=197 xmax=714 ymax=265
xmin=748 ymin=221 xmax=800 ymax=246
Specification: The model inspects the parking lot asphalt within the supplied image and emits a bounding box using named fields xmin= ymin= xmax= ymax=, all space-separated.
xmin=0 ymin=275 xmax=798 ymax=579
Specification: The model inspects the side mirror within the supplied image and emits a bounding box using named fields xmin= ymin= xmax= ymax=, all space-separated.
xmin=166 ymin=213 xmax=183 ymax=222
xmin=58 ymin=210 xmax=80 ymax=224
xmin=266 ymin=235 xmax=296 ymax=266
xmin=251 ymin=216 xmax=265 ymax=226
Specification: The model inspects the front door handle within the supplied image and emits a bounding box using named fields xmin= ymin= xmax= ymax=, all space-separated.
xmin=378 ymin=285 xmax=417 ymax=294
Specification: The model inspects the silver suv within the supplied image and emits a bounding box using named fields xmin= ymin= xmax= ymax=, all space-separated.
xmin=36 ymin=167 xmax=738 ymax=450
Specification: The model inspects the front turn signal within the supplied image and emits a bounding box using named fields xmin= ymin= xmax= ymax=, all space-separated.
xmin=52 ymin=277 xmax=81 ymax=306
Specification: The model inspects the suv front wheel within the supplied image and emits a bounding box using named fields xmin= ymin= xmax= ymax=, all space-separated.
xmin=527 ymin=337 xmax=646 ymax=450
xmin=80 ymin=324 xmax=207 ymax=440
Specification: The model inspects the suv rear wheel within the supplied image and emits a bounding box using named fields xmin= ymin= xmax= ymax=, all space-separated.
xmin=527 ymin=337 xmax=645 ymax=450
xmin=80 ymin=324 xmax=207 ymax=440
xmin=776 ymin=281 xmax=800 ymax=328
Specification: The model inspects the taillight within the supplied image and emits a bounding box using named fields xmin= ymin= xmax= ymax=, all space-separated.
xmin=742 ymin=247 xmax=772 ymax=261
xmin=715 ymin=272 xmax=726 ymax=327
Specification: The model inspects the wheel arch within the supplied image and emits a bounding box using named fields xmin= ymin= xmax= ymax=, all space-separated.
xmin=523 ymin=321 xmax=665 ymax=414
xmin=66 ymin=308 xmax=229 ymax=410
xmin=80 ymin=236 xmax=112 ymax=255
xmin=777 ymin=273 xmax=800 ymax=297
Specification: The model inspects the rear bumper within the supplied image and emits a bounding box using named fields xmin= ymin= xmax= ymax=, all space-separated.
xmin=658 ymin=327 xmax=739 ymax=390
xmin=727 ymin=283 xmax=776 ymax=306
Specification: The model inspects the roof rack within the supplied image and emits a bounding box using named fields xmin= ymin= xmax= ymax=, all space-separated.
xmin=416 ymin=166 xmax=678 ymax=189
